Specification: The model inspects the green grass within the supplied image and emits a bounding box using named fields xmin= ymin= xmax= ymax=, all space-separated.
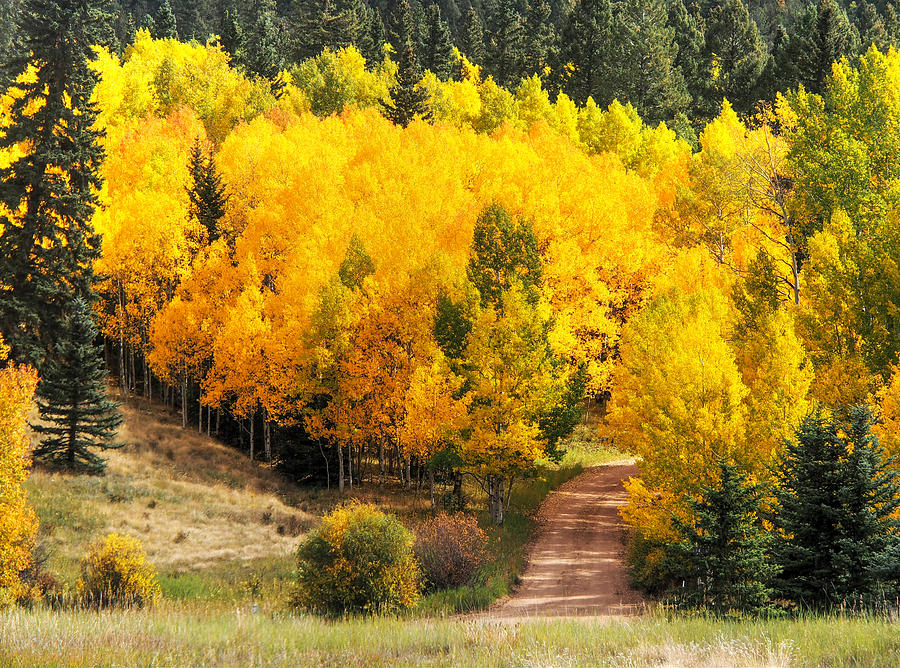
xmin=2 ymin=606 xmax=899 ymax=667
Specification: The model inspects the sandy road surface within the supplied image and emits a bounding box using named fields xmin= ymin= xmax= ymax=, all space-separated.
xmin=492 ymin=462 xmax=645 ymax=618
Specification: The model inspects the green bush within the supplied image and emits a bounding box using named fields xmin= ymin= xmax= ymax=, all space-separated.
xmin=76 ymin=533 xmax=160 ymax=607
xmin=415 ymin=512 xmax=487 ymax=590
xmin=293 ymin=502 xmax=420 ymax=616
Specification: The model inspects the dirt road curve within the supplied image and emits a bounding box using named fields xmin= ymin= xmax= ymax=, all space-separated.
xmin=492 ymin=462 xmax=644 ymax=618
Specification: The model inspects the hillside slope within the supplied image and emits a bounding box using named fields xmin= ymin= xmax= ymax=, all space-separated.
xmin=26 ymin=400 xmax=316 ymax=586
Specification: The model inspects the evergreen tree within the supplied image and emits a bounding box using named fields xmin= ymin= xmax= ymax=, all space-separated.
xmin=243 ymin=0 xmax=283 ymax=80
xmin=673 ymin=459 xmax=778 ymax=615
xmin=139 ymin=12 xmax=155 ymax=34
xmin=856 ymin=1 xmax=889 ymax=52
xmin=796 ymin=0 xmax=854 ymax=94
xmin=772 ymin=406 xmax=900 ymax=609
xmin=422 ymin=3 xmax=454 ymax=78
xmin=382 ymin=38 xmax=431 ymax=127
xmin=31 ymin=298 xmax=124 ymax=474
xmin=187 ymin=139 xmax=228 ymax=244
xmin=669 ymin=0 xmax=706 ymax=116
xmin=701 ymin=0 xmax=767 ymax=114
xmin=0 ymin=0 xmax=113 ymax=368
xmin=122 ymin=11 xmax=137 ymax=46
xmin=487 ymin=0 xmax=525 ymax=86
xmin=523 ymin=0 xmax=555 ymax=77
xmin=153 ymin=0 xmax=178 ymax=39
xmin=458 ymin=5 xmax=485 ymax=64
xmin=616 ymin=0 xmax=689 ymax=124
xmin=555 ymin=0 xmax=617 ymax=105
xmin=365 ymin=6 xmax=386 ymax=62
xmin=220 ymin=6 xmax=243 ymax=62
xmin=388 ymin=0 xmax=415 ymax=51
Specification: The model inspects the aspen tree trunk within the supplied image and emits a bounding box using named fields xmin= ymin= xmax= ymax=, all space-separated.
xmin=379 ymin=439 xmax=385 ymax=487
xmin=129 ymin=346 xmax=137 ymax=393
xmin=429 ymin=468 xmax=435 ymax=509
xmin=488 ymin=476 xmax=505 ymax=525
xmin=181 ymin=376 xmax=187 ymax=429
xmin=198 ymin=390 xmax=203 ymax=435
xmin=337 ymin=443 xmax=344 ymax=493
xmin=207 ymin=406 xmax=212 ymax=437
xmin=249 ymin=411 xmax=255 ymax=462
xmin=406 ymin=457 xmax=411 ymax=489
xmin=118 ymin=284 xmax=128 ymax=401
xmin=215 ymin=409 xmax=220 ymax=437
xmin=263 ymin=412 xmax=271 ymax=461
xmin=348 ymin=444 xmax=353 ymax=489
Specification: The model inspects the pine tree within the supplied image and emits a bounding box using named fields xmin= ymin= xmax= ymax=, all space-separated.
xmin=31 ymin=298 xmax=124 ymax=474
xmin=857 ymin=2 xmax=889 ymax=53
xmin=220 ymin=7 xmax=243 ymax=62
xmin=153 ymin=0 xmax=178 ymax=39
xmin=382 ymin=38 xmax=431 ymax=127
xmin=487 ymin=0 xmax=524 ymax=87
xmin=555 ymin=0 xmax=617 ymax=105
xmin=523 ymin=0 xmax=556 ymax=77
xmin=422 ymin=3 xmax=454 ymax=78
xmin=615 ymin=0 xmax=689 ymax=124
xmin=0 ymin=0 xmax=113 ymax=368
xmin=458 ymin=6 xmax=485 ymax=64
xmin=772 ymin=406 xmax=900 ymax=609
xmin=701 ymin=0 xmax=766 ymax=115
xmin=796 ymin=0 xmax=854 ymax=94
xmin=388 ymin=0 xmax=415 ymax=52
xmin=669 ymin=0 xmax=706 ymax=117
xmin=673 ymin=459 xmax=777 ymax=615
xmin=187 ymin=139 xmax=228 ymax=245
xmin=244 ymin=0 xmax=283 ymax=80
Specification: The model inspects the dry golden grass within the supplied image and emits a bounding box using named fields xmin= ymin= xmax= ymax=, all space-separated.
xmin=26 ymin=400 xmax=315 ymax=580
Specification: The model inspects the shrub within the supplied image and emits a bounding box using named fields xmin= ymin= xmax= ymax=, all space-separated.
xmin=293 ymin=502 xmax=420 ymax=616
xmin=76 ymin=533 xmax=161 ymax=607
xmin=414 ymin=512 xmax=488 ymax=590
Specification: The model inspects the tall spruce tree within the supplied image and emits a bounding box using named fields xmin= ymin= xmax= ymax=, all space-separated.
xmin=772 ymin=406 xmax=900 ymax=609
xmin=555 ymin=0 xmax=617 ymax=105
xmin=243 ymin=0 xmax=283 ymax=80
xmin=701 ymin=0 xmax=767 ymax=114
xmin=523 ymin=0 xmax=555 ymax=77
xmin=796 ymin=0 xmax=854 ymax=94
xmin=153 ymin=0 xmax=177 ymax=39
xmin=220 ymin=6 xmax=243 ymax=63
xmin=31 ymin=298 xmax=124 ymax=474
xmin=382 ymin=38 xmax=431 ymax=126
xmin=422 ymin=3 xmax=454 ymax=78
xmin=673 ymin=459 xmax=778 ymax=615
xmin=458 ymin=5 xmax=485 ymax=64
xmin=187 ymin=139 xmax=228 ymax=244
xmin=487 ymin=0 xmax=525 ymax=86
xmin=0 ymin=0 xmax=113 ymax=368
xmin=616 ymin=0 xmax=689 ymax=124
xmin=669 ymin=0 xmax=706 ymax=117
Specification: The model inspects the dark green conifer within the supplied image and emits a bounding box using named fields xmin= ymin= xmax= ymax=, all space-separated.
xmin=243 ymin=0 xmax=283 ymax=80
xmin=701 ymin=0 xmax=767 ymax=114
xmin=422 ymin=3 xmax=455 ymax=78
xmin=796 ymin=0 xmax=854 ymax=94
xmin=673 ymin=459 xmax=778 ymax=615
xmin=0 ymin=0 xmax=113 ymax=368
xmin=523 ymin=0 xmax=555 ymax=77
xmin=381 ymin=37 xmax=431 ymax=127
xmin=772 ymin=406 xmax=900 ymax=609
xmin=187 ymin=139 xmax=228 ymax=244
xmin=458 ymin=6 xmax=485 ymax=64
xmin=555 ymin=0 xmax=617 ymax=105
xmin=487 ymin=0 xmax=524 ymax=86
xmin=32 ymin=298 xmax=124 ymax=474
xmin=153 ymin=0 xmax=178 ymax=39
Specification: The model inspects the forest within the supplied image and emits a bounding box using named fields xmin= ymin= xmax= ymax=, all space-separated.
xmin=2 ymin=0 xmax=900 ymax=655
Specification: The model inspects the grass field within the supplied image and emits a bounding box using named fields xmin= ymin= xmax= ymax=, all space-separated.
xmin=2 ymin=606 xmax=899 ymax=667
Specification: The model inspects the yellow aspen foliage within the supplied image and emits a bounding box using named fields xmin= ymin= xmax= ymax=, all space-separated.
xmin=875 ymin=366 xmax=900 ymax=459
xmin=0 ymin=340 xmax=39 ymax=606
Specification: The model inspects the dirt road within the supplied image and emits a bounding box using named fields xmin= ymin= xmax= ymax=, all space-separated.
xmin=492 ymin=462 xmax=644 ymax=618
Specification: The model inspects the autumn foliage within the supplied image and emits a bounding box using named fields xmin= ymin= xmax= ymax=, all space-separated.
xmin=0 ymin=340 xmax=38 ymax=606
xmin=76 ymin=533 xmax=161 ymax=608
xmin=294 ymin=503 xmax=421 ymax=615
